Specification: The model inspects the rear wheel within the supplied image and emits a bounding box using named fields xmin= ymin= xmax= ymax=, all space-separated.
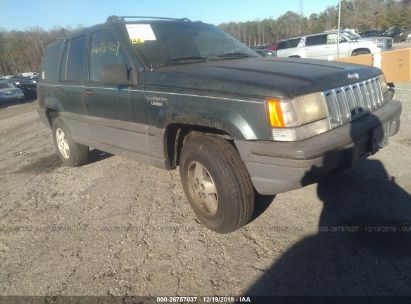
xmin=52 ymin=118 xmax=89 ymax=167
xmin=352 ymin=49 xmax=371 ymax=56
xmin=179 ymin=133 xmax=254 ymax=233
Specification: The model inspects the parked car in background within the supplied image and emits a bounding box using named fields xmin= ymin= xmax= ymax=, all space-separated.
xmin=277 ymin=31 xmax=380 ymax=59
xmin=329 ymin=30 xmax=393 ymax=51
xmin=360 ymin=29 xmax=384 ymax=37
xmin=13 ymin=78 xmax=38 ymax=98
xmin=0 ymin=75 xmax=16 ymax=80
xmin=383 ymin=26 xmax=407 ymax=43
xmin=251 ymin=43 xmax=278 ymax=52
xmin=266 ymin=43 xmax=278 ymax=51
xmin=254 ymin=49 xmax=277 ymax=57
xmin=4 ymin=76 xmax=38 ymax=98
xmin=18 ymin=72 xmax=39 ymax=78
xmin=251 ymin=46 xmax=277 ymax=57
xmin=0 ymin=82 xmax=25 ymax=103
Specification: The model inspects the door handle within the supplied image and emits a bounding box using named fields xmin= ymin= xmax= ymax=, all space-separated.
xmin=83 ymin=89 xmax=94 ymax=96
xmin=54 ymin=87 xmax=63 ymax=94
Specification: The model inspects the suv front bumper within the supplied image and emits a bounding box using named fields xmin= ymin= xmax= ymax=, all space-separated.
xmin=235 ymin=101 xmax=402 ymax=195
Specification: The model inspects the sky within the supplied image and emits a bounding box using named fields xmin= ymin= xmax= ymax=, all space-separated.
xmin=0 ymin=0 xmax=338 ymax=31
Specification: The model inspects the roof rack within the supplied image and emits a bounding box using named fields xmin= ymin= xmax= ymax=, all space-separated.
xmin=106 ymin=15 xmax=191 ymax=23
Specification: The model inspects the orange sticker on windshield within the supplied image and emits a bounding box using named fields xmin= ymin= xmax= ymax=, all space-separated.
xmin=131 ymin=38 xmax=145 ymax=44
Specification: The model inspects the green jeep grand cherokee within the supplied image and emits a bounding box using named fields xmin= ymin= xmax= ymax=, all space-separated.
xmin=38 ymin=16 xmax=402 ymax=233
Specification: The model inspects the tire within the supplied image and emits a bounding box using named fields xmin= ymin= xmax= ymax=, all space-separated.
xmin=352 ymin=49 xmax=371 ymax=56
xmin=52 ymin=117 xmax=89 ymax=167
xmin=179 ymin=133 xmax=254 ymax=233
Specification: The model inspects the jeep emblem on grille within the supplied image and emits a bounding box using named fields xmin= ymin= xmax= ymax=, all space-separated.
xmin=347 ymin=73 xmax=359 ymax=80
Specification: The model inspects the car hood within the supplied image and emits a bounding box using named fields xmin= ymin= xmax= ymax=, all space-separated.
xmin=360 ymin=36 xmax=391 ymax=41
xmin=0 ymin=88 xmax=21 ymax=95
xmin=144 ymin=57 xmax=382 ymax=98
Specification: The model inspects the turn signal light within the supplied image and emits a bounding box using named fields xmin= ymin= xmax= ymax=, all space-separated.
xmin=266 ymin=98 xmax=285 ymax=128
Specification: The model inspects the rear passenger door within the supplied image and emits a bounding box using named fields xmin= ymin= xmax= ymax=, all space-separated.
xmin=276 ymin=38 xmax=302 ymax=57
xmin=84 ymin=29 xmax=149 ymax=160
xmin=325 ymin=33 xmax=348 ymax=58
xmin=57 ymin=34 xmax=91 ymax=142
xmin=304 ymin=34 xmax=328 ymax=59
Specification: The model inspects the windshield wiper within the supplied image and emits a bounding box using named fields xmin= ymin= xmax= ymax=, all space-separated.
xmin=216 ymin=52 xmax=252 ymax=59
xmin=160 ymin=53 xmax=252 ymax=67
xmin=163 ymin=56 xmax=208 ymax=66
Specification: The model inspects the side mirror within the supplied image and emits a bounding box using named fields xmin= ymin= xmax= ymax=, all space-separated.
xmin=101 ymin=64 xmax=130 ymax=85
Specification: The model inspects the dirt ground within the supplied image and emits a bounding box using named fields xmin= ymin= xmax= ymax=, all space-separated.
xmin=1 ymin=83 xmax=411 ymax=297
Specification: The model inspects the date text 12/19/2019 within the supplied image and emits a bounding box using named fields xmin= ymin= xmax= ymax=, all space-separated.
xmin=156 ymin=296 xmax=251 ymax=303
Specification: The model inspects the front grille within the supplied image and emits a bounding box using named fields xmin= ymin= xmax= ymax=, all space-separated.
xmin=323 ymin=77 xmax=386 ymax=128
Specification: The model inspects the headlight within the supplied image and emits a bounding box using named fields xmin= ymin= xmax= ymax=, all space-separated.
xmin=266 ymin=93 xmax=330 ymax=141
xmin=266 ymin=93 xmax=327 ymax=128
xmin=294 ymin=93 xmax=328 ymax=125
xmin=378 ymin=75 xmax=388 ymax=94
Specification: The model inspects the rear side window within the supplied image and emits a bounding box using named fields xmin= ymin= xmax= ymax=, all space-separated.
xmin=60 ymin=41 xmax=69 ymax=80
xmin=60 ymin=35 xmax=86 ymax=81
xmin=306 ymin=35 xmax=327 ymax=46
xmin=40 ymin=43 xmax=62 ymax=81
xmin=89 ymin=30 xmax=130 ymax=81
xmin=277 ymin=38 xmax=301 ymax=50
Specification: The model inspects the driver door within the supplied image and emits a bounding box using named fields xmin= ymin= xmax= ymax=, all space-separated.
xmin=84 ymin=29 xmax=149 ymax=159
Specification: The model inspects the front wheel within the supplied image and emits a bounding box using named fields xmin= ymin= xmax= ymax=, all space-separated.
xmin=52 ymin=118 xmax=89 ymax=167
xmin=352 ymin=49 xmax=371 ymax=56
xmin=179 ymin=133 xmax=254 ymax=233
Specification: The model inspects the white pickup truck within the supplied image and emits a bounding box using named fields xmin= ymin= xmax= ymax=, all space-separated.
xmin=277 ymin=31 xmax=382 ymax=60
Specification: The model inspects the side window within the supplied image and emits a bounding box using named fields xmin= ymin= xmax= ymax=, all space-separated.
xmin=277 ymin=41 xmax=287 ymax=50
xmin=89 ymin=30 xmax=130 ymax=82
xmin=278 ymin=38 xmax=301 ymax=50
xmin=60 ymin=35 xmax=87 ymax=81
xmin=306 ymin=35 xmax=327 ymax=46
xmin=327 ymin=34 xmax=347 ymax=44
xmin=60 ymin=41 xmax=69 ymax=81
xmin=41 ymin=42 xmax=62 ymax=81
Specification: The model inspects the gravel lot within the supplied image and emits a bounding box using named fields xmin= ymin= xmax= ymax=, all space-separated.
xmin=1 ymin=83 xmax=411 ymax=297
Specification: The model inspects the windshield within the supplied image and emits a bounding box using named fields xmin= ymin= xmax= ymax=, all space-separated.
xmin=0 ymin=83 xmax=13 ymax=89
xmin=342 ymin=31 xmax=362 ymax=40
xmin=126 ymin=21 xmax=258 ymax=67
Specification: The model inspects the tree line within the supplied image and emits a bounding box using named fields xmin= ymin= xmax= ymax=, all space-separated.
xmin=1 ymin=0 xmax=411 ymax=75
xmin=0 ymin=27 xmax=78 ymax=76
xmin=219 ymin=0 xmax=411 ymax=46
